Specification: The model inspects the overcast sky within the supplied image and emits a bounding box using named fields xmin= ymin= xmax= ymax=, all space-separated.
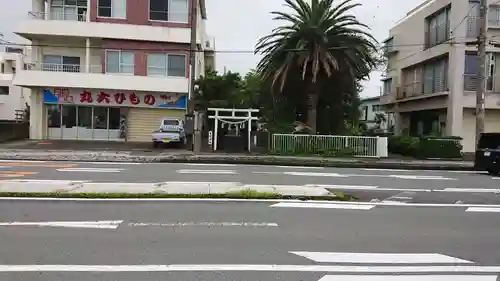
xmin=0 ymin=0 xmax=423 ymax=97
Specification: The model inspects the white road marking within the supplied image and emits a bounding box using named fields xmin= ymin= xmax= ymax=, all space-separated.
xmin=85 ymin=162 xmax=142 ymax=165
xmin=176 ymin=169 xmax=236 ymax=174
xmin=440 ymin=188 xmax=500 ymax=193
xmin=0 ymin=264 xmax=499 ymax=272
xmin=0 ymin=220 xmax=123 ymax=229
xmin=56 ymin=168 xmax=124 ymax=173
xmin=0 ymin=166 xmax=12 ymax=168
xmin=2 ymin=197 xmax=500 ymax=209
xmin=289 ymin=252 xmax=472 ymax=264
xmin=318 ymin=275 xmax=496 ymax=281
xmin=466 ymin=207 xmax=500 ymax=213
xmin=363 ymin=169 xmax=411 ymax=172
xmin=270 ymin=202 xmax=374 ymax=210
xmin=184 ymin=163 xmax=237 ymax=167
xmin=284 ymin=172 xmax=348 ymax=177
xmin=306 ymin=184 xmax=431 ymax=192
xmin=275 ymin=166 xmax=324 ymax=169
xmin=128 ymin=222 xmax=278 ymax=227
xmin=493 ymin=177 xmax=500 ymax=180
xmin=388 ymin=175 xmax=456 ymax=180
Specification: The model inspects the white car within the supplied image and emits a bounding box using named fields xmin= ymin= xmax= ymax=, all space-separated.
xmin=151 ymin=117 xmax=186 ymax=148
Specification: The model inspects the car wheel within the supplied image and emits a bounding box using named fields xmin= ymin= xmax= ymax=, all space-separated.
xmin=153 ymin=142 xmax=159 ymax=148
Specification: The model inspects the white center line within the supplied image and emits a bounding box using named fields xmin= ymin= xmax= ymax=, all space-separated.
xmin=466 ymin=207 xmax=500 ymax=213
xmin=0 ymin=264 xmax=499 ymax=273
xmin=128 ymin=222 xmax=278 ymax=227
xmin=289 ymin=252 xmax=473 ymax=264
xmin=176 ymin=169 xmax=236 ymax=174
xmin=270 ymin=202 xmax=374 ymax=210
xmin=318 ymin=276 xmax=496 ymax=281
xmin=56 ymin=168 xmax=124 ymax=173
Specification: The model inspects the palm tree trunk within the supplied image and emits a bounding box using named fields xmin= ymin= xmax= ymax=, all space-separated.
xmin=306 ymin=82 xmax=319 ymax=133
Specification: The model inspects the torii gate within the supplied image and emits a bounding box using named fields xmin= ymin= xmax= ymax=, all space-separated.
xmin=208 ymin=108 xmax=259 ymax=152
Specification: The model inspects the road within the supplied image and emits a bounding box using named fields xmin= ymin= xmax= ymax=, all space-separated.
xmin=1 ymin=160 xmax=500 ymax=204
xmin=0 ymin=200 xmax=499 ymax=280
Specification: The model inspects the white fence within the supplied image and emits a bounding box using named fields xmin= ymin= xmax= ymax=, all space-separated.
xmin=271 ymin=134 xmax=388 ymax=158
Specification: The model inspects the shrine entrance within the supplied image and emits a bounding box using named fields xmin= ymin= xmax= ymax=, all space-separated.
xmin=207 ymin=108 xmax=259 ymax=152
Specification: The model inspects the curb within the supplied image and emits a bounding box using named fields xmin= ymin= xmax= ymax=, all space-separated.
xmin=0 ymin=155 xmax=475 ymax=171
xmin=0 ymin=191 xmax=352 ymax=201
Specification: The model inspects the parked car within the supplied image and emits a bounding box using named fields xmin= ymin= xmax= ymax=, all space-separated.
xmin=151 ymin=117 xmax=186 ymax=148
xmin=474 ymin=132 xmax=500 ymax=175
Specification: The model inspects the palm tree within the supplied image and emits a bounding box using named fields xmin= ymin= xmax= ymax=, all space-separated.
xmin=255 ymin=0 xmax=378 ymax=133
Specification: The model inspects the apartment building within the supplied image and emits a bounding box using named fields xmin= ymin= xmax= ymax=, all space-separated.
xmin=0 ymin=47 xmax=30 ymax=121
xmin=13 ymin=0 xmax=215 ymax=142
xmin=380 ymin=0 xmax=500 ymax=152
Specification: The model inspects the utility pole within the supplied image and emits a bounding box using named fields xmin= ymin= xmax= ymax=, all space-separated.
xmin=475 ymin=0 xmax=487 ymax=148
xmin=187 ymin=0 xmax=198 ymax=151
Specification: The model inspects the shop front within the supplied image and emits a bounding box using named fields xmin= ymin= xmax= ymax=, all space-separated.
xmin=41 ymin=88 xmax=186 ymax=142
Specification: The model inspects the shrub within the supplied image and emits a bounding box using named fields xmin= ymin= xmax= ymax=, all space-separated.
xmin=388 ymin=135 xmax=462 ymax=159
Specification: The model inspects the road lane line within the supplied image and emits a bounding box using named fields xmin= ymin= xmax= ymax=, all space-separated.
xmin=0 ymin=264 xmax=499 ymax=272
xmin=85 ymin=162 xmax=142 ymax=165
xmin=270 ymin=202 xmax=374 ymax=210
xmin=284 ymin=172 xmax=349 ymax=177
xmin=306 ymin=184 xmax=432 ymax=192
xmin=440 ymin=188 xmax=500 ymax=193
xmin=0 ymin=220 xmax=123 ymax=229
xmin=275 ymin=166 xmax=324 ymax=169
xmin=466 ymin=207 xmax=500 ymax=213
xmin=184 ymin=163 xmax=237 ymax=167
xmin=56 ymin=168 xmax=124 ymax=172
xmin=176 ymin=169 xmax=237 ymax=174
xmin=128 ymin=222 xmax=278 ymax=227
xmin=318 ymin=275 xmax=497 ymax=281
xmin=388 ymin=175 xmax=456 ymax=180
xmin=289 ymin=252 xmax=473 ymax=263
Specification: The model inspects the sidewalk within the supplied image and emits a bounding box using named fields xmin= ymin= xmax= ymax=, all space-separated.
xmin=0 ymin=148 xmax=474 ymax=170
xmin=0 ymin=180 xmax=336 ymax=199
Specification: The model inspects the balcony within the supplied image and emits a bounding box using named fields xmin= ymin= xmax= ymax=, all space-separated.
xmin=13 ymin=62 xmax=189 ymax=93
xmin=463 ymin=73 xmax=494 ymax=92
xmin=15 ymin=11 xmax=193 ymax=44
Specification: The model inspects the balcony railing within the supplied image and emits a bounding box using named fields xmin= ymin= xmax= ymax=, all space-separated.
xmin=25 ymin=63 xmax=102 ymax=73
xmin=463 ymin=73 xmax=494 ymax=91
xmin=28 ymin=11 xmax=86 ymax=22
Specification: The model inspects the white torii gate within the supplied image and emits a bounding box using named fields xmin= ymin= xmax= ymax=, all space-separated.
xmin=208 ymin=108 xmax=259 ymax=152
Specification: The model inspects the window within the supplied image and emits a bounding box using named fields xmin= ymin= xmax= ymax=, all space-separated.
xmin=1 ymin=63 xmax=4 ymax=73
xmin=149 ymin=0 xmax=188 ymax=23
xmin=98 ymin=0 xmax=126 ymax=18
xmin=106 ymin=50 xmax=134 ymax=74
xmin=425 ymin=7 xmax=450 ymax=48
xmin=0 ymin=86 xmax=9 ymax=95
xmin=382 ymin=78 xmax=392 ymax=95
xmin=42 ymin=55 xmax=81 ymax=72
xmin=147 ymin=53 xmax=186 ymax=77
xmin=372 ymin=105 xmax=381 ymax=112
xmin=489 ymin=6 xmax=500 ymax=26
xmin=464 ymin=53 xmax=495 ymax=91
xmin=422 ymin=58 xmax=448 ymax=94
xmin=50 ymin=0 xmax=87 ymax=21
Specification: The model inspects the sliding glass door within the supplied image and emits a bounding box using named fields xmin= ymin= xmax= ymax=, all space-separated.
xmin=46 ymin=105 xmax=123 ymax=140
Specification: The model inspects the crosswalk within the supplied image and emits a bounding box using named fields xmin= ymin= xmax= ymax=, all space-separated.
xmin=290 ymin=251 xmax=498 ymax=280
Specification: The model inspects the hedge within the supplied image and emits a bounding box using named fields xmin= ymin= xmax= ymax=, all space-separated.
xmin=388 ymin=136 xmax=463 ymax=159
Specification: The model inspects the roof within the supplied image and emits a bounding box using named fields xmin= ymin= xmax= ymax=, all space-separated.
xmin=360 ymin=96 xmax=381 ymax=103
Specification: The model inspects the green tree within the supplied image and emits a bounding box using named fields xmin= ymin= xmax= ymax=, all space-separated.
xmin=255 ymin=0 xmax=378 ymax=132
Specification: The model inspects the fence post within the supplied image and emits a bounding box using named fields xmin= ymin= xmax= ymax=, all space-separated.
xmin=376 ymin=136 xmax=388 ymax=158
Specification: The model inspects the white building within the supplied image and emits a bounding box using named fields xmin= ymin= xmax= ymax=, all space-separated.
xmin=359 ymin=96 xmax=393 ymax=132
xmin=0 ymin=47 xmax=30 ymax=121
xmin=380 ymin=0 xmax=500 ymax=152
xmin=13 ymin=0 xmax=215 ymax=142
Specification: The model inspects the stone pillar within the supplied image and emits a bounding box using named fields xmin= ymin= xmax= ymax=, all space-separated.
xmin=29 ymin=88 xmax=44 ymax=139
xmin=446 ymin=45 xmax=465 ymax=137
xmin=85 ymin=38 xmax=90 ymax=72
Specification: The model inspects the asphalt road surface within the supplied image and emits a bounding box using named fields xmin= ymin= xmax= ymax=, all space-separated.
xmin=0 ymin=200 xmax=500 ymax=281
xmin=1 ymin=160 xmax=500 ymax=204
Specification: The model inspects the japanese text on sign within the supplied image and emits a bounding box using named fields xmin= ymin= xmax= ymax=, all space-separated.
xmin=77 ymin=91 xmax=178 ymax=106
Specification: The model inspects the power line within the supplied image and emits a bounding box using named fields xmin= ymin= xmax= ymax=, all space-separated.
xmin=0 ymin=39 xmax=476 ymax=54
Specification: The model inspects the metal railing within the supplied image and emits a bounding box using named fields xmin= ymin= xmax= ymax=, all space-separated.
xmin=398 ymin=82 xmax=422 ymax=99
xmin=25 ymin=62 xmax=102 ymax=73
xmin=463 ymin=73 xmax=493 ymax=91
xmin=28 ymin=11 xmax=86 ymax=22
xmin=271 ymin=134 xmax=387 ymax=158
